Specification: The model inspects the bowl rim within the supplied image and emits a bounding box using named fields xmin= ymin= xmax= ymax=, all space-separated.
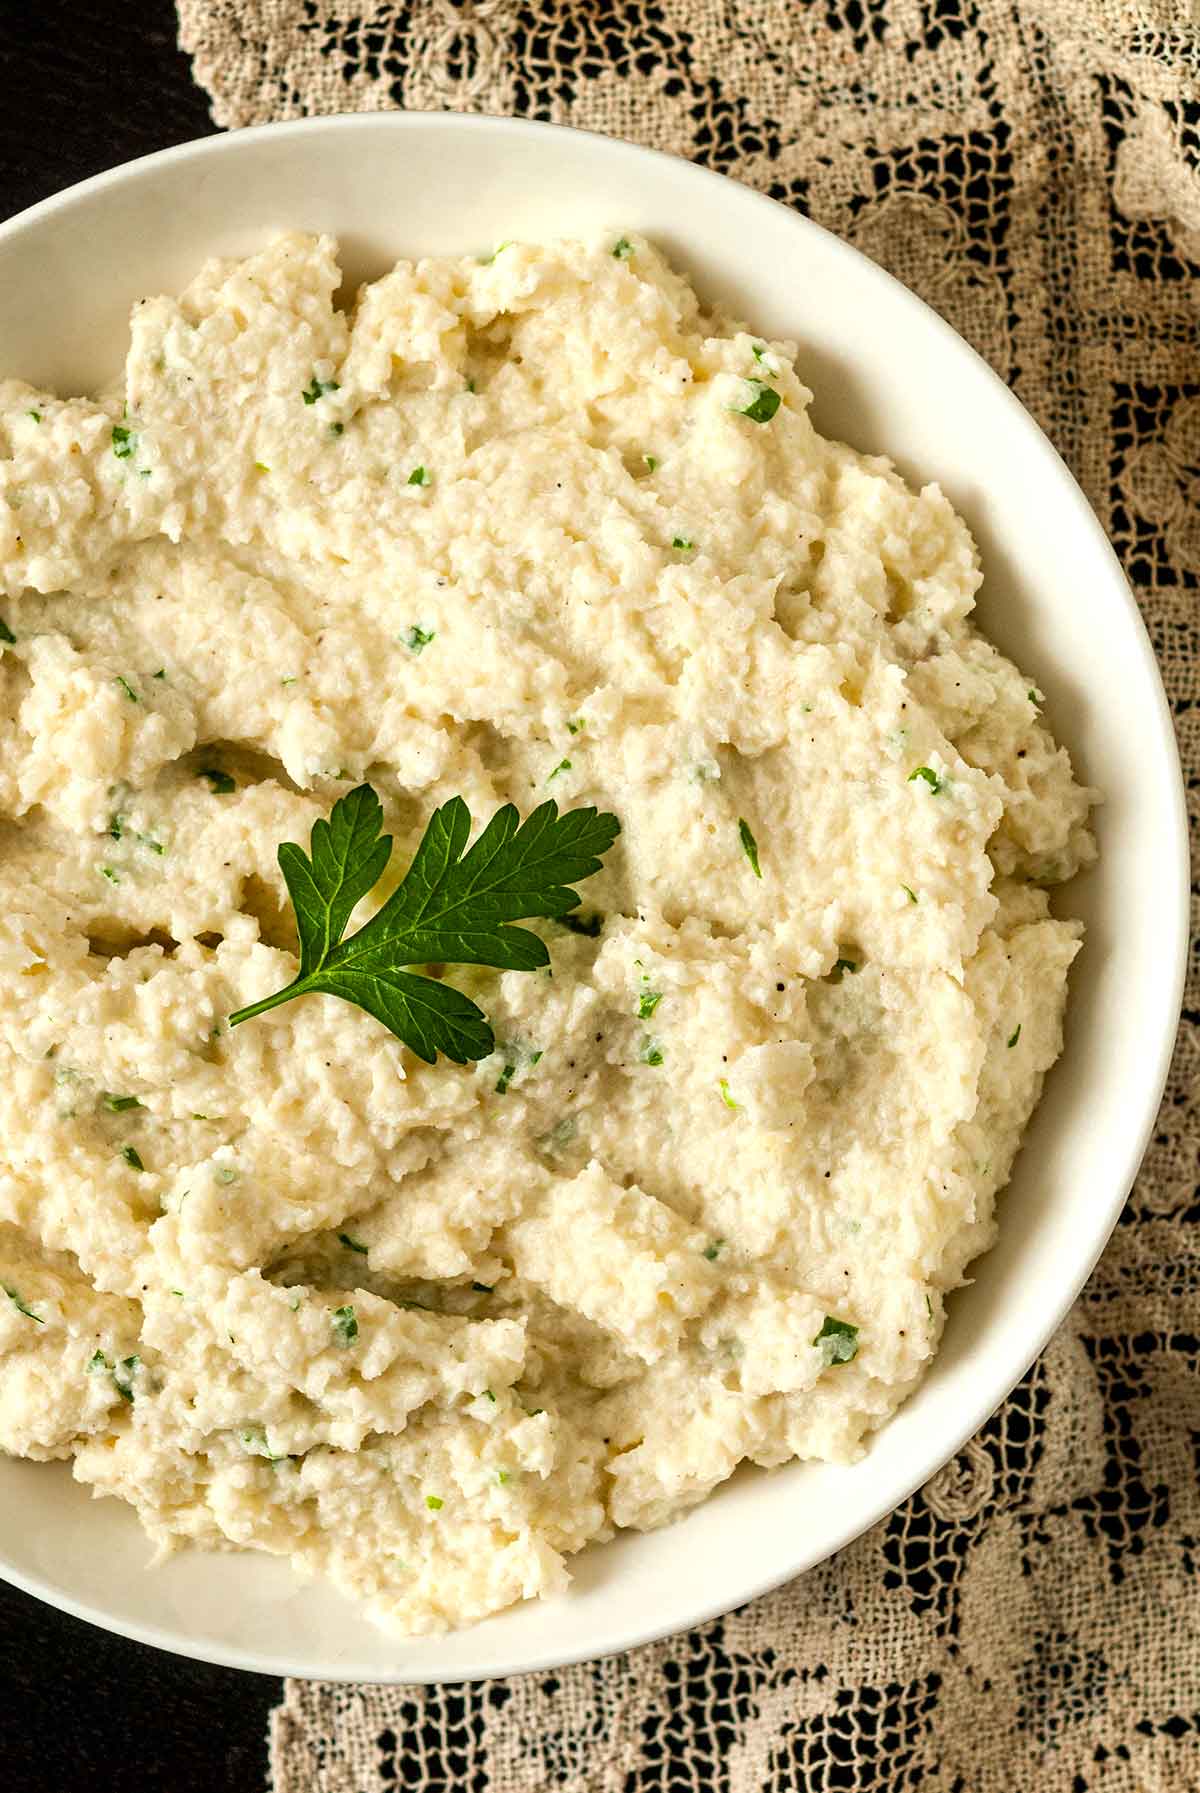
xmin=0 ymin=108 xmax=1189 ymax=1683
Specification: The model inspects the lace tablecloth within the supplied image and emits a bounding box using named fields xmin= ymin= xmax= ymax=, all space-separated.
xmin=176 ymin=3 xmax=1200 ymax=1787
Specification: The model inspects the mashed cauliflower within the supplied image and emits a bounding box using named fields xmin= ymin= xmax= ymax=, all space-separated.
xmin=0 ymin=233 xmax=1095 ymax=1634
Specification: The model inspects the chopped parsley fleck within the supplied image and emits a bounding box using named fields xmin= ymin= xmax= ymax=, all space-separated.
xmin=813 ymin=1315 xmax=859 ymax=1365
xmin=612 ymin=237 xmax=634 ymax=260
xmin=925 ymin=1294 xmax=934 ymax=1321
xmin=480 ymin=241 xmax=513 ymax=264
xmin=718 ymin=1077 xmax=740 ymax=1110
xmin=88 ymin=1348 xmax=109 ymax=1373
xmin=495 ymin=1061 xmax=518 ymax=1095
xmin=474 ymin=1284 xmax=495 ymax=1296
xmin=254 ymin=461 xmax=270 ymax=473
xmin=637 ymin=988 xmax=663 ymax=1020
xmin=3 ymin=1285 xmax=43 ymax=1324
xmin=908 ymin=766 xmax=945 ymax=793
xmin=639 ymin=1036 xmax=664 ymax=1067
xmin=425 ymin=1494 xmax=444 ymax=1511
xmin=671 ymin=535 xmax=694 ymax=552
xmin=566 ymin=717 xmax=585 ymax=735
xmin=100 ymin=866 xmax=120 ymax=885
xmin=482 ymin=1390 xmax=498 ymax=1406
xmin=108 ymin=813 xmax=125 ymax=840
xmin=301 ymin=375 xmax=339 ymax=405
xmin=152 ymin=668 xmax=166 ymax=680
xmin=240 ymin=1426 xmax=285 ymax=1462
xmin=751 ymin=344 xmax=767 ymax=364
xmin=331 ymin=1304 xmax=358 ymax=1346
xmin=1007 ymin=1024 xmax=1022 ymax=1048
xmin=115 ymin=675 xmax=140 ymax=704
xmin=562 ymin=911 xmax=603 ymax=938
xmin=121 ymin=1146 xmax=145 ymax=1172
xmin=111 ymin=424 xmax=136 ymax=459
xmin=400 ymin=625 xmax=435 ymax=654
xmin=338 ymin=1232 xmax=369 ymax=1254
xmin=199 ymin=768 xmax=236 ymax=794
xmin=832 ymin=957 xmax=858 ymax=979
xmin=407 ymin=465 xmax=431 ymax=487
xmin=703 ymin=1239 xmax=725 ymax=1262
xmin=136 ymin=833 xmax=165 ymax=856
xmin=496 ymin=1469 xmax=512 ymax=1485
xmin=0 ymin=618 xmax=13 ymax=645
xmin=111 ymin=1355 xmax=140 ymax=1402
xmin=901 ymin=884 xmax=918 ymax=904
xmin=27 ymin=409 xmax=41 ymax=422
xmin=1028 ymin=688 xmax=1042 ymax=705
xmin=731 ymin=379 xmax=782 ymax=424
xmin=102 ymin=1093 xmax=143 ymax=1113
xmin=213 ymin=1166 xmax=238 ymax=1186
xmin=329 ymin=422 xmax=344 ymax=437
xmin=465 ymin=378 xmax=476 ymax=394
xmin=547 ymin=758 xmax=571 ymax=782
xmin=643 ymin=453 xmax=659 ymax=472
xmin=738 ymin=817 xmax=762 ymax=878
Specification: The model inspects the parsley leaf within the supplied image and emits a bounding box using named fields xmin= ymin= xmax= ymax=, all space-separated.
xmin=301 ymin=375 xmax=339 ymax=405
xmin=0 ymin=618 xmax=14 ymax=645
xmin=908 ymin=766 xmax=945 ymax=794
xmin=331 ymin=1304 xmax=358 ymax=1346
xmin=639 ymin=1036 xmax=664 ymax=1067
xmin=111 ymin=424 xmax=137 ymax=459
xmin=102 ymin=1093 xmax=143 ymax=1113
xmin=1007 ymin=1023 xmax=1022 ymax=1048
xmin=3 ymin=1285 xmax=44 ymax=1324
xmin=115 ymin=675 xmax=140 ymax=704
xmin=121 ymin=1145 xmax=146 ymax=1172
xmin=400 ymin=625 xmax=435 ymax=654
xmin=738 ymin=818 xmax=762 ymax=877
xmin=732 ymin=379 xmax=781 ymax=424
xmin=813 ymin=1315 xmax=859 ymax=1365
xmin=612 ymin=238 xmax=634 ymax=260
xmin=200 ymin=768 xmax=236 ymax=794
xmin=228 ymin=785 xmax=620 ymax=1064
xmin=338 ymin=1232 xmax=369 ymax=1254
xmin=407 ymin=466 xmax=431 ymax=487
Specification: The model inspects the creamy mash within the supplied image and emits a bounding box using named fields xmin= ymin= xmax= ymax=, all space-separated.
xmin=0 ymin=234 xmax=1095 ymax=1634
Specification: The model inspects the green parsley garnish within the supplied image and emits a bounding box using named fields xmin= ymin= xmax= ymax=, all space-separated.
xmin=254 ymin=461 xmax=270 ymax=473
xmin=102 ymin=1094 xmax=143 ymax=1113
xmin=718 ymin=1077 xmax=740 ymax=1110
xmin=425 ymin=1494 xmax=443 ymax=1510
xmin=732 ymin=380 xmax=781 ymax=424
xmin=27 ymin=409 xmax=41 ymax=422
xmin=3 ymin=1285 xmax=44 ymax=1324
xmin=813 ymin=1316 xmax=859 ymax=1365
xmin=115 ymin=675 xmax=140 ymax=704
xmin=88 ymin=1348 xmax=109 ymax=1372
xmin=108 ymin=812 xmax=125 ymax=840
xmin=561 ymin=910 xmax=604 ymax=938
xmin=1028 ymin=688 xmax=1042 ymax=706
xmin=738 ymin=818 xmax=762 ymax=878
xmin=136 ymin=833 xmax=164 ymax=856
xmin=331 ymin=1305 xmax=358 ymax=1346
xmin=643 ymin=454 xmax=658 ymax=472
xmin=639 ymin=1036 xmax=664 ymax=1067
xmin=0 ymin=619 xmax=13 ymax=645
xmin=121 ymin=1146 xmax=145 ymax=1172
xmin=200 ymin=768 xmax=236 ymax=794
xmin=99 ymin=866 xmax=120 ymax=885
xmin=152 ymin=669 xmax=166 ymax=680
xmin=214 ymin=1166 xmax=237 ymax=1185
xmin=240 ymin=1426 xmax=285 ymax=1462
xmin=566 ymin=718 xmax=585 ymax=735
xmin=474 ymin=1286 xmax=495 ymax=1297
xmin=111 ymin=424 xmax=136 ymax=459
xmin=547 ymin=758 xmax=571 ymax=782
xmin=329 ymin=422 xmax=344 ymax=437
xmin=1007 ymin=1024 xmax=1022 ymax=1048
xmin=832 ymin=957 xmax=858 ymax=979
xmin=496 ymin=1469 xmax=512 ymax=1485
xmin=495 ymin=1061 xmax=518 ymax=1095
xmin=338 ymin=1233 xmax=369 ymax=1255
xmin=901 ymin=884 xmax=918 ymax=904
xmin=612 ymin=238 xmax=634 ymax=260
xmin=301 ymin=375 xmax=339 ymax=405
xmin=671 ymin=535 xmax=694 ymax=551
xmin=400 ymin=625 xmax=435 ymax=654
xmin=112 ymin=1355 xmax=140 ymax=1401
xmin=703 ymin=1239 xmax=724 ymax=1262
xmin=908 ymin=766 xmax=945 ymax=794
xmin=407 ymin=465 xmax=432 ymax=487
xmin=751 ymin=344 xmax=767 ymax=364
xmin=228 ymin=786 xmax=618 ymax=1065
xmin=637 ymin=989 xmax=662 ymax=1020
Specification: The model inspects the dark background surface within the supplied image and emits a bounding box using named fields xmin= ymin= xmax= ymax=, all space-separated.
xmin=0 ymin=6 xmax=280 ymax=1789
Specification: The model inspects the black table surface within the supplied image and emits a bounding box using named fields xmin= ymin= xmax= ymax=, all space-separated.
xmin=1 ymin=6 xmax=282 ymax=1789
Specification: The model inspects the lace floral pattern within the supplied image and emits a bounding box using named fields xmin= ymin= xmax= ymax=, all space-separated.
xmin=174 ymin=1 xmax=1200 ymax=1786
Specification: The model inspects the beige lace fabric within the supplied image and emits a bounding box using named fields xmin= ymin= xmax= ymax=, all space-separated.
xmin=175 ymin=1 xmax=1200 ymax=1786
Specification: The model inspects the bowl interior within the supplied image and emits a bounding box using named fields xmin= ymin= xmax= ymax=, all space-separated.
xmin=0 ymin=114 xmax=1186 ymax=1683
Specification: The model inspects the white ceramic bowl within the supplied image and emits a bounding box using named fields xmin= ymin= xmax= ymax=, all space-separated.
xmin=0 ymin=114 xmax=1187 ymax=1683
